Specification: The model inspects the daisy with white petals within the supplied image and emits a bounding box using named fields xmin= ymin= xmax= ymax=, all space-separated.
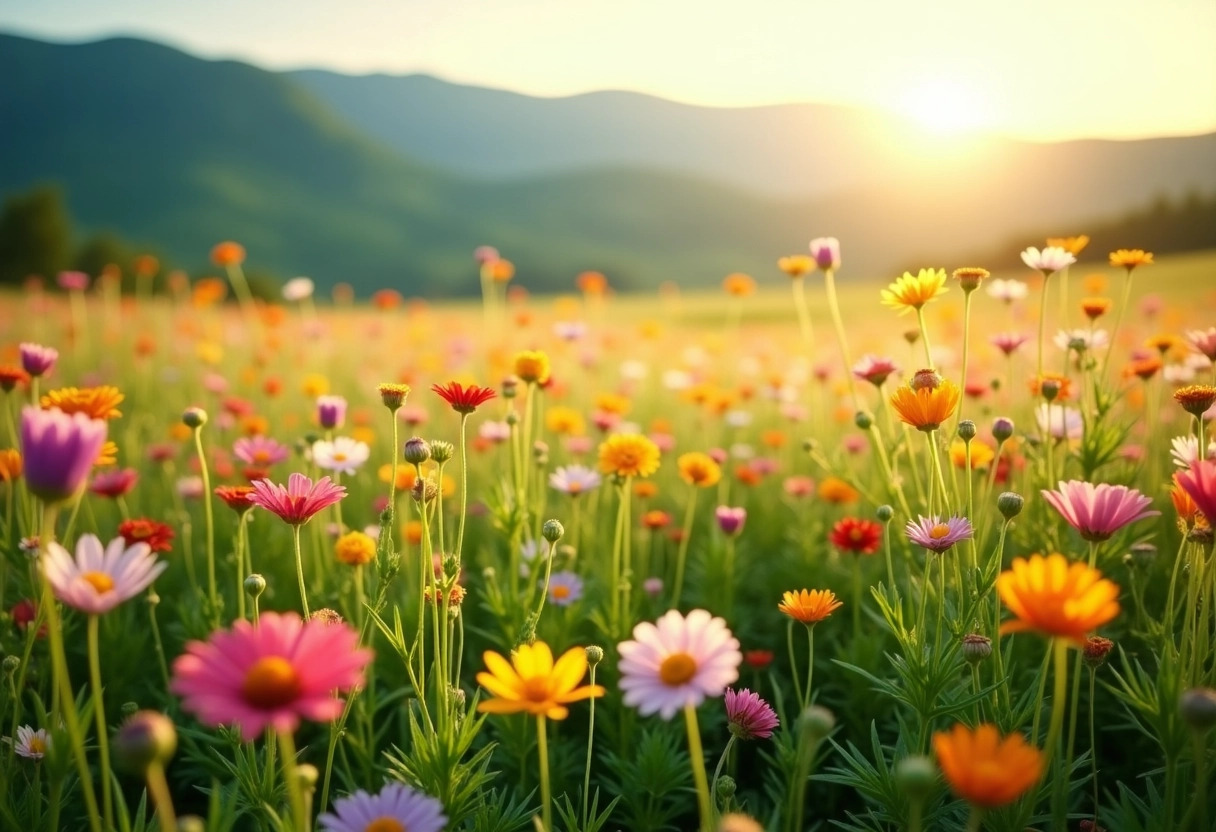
xmin=312 ymin=437 xmax=370 ymax=476
xmin=42 ymin=534 xmax=166 ymax=615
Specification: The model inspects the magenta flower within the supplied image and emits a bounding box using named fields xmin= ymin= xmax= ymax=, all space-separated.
xmin=56 ymin=271 xmax=89 ymax=291
xmin=233 ymin=436 xmax=291 ymax=467
xmin=43 ymin=534 xmax=166 ymax=615
xmin=852 ymin=355 xmax=899 ymax=387
xmin=249 ymin=473 xmax=346 ymax=526
xmin=20 ymin=407 xmax=108 ymax=503
xmin=170 ymin=612 xmax=371 ymax=741
xmin=89 ymin=467 xmax=139 ymax=498
xmin=724 ymin=688 xmax=779 ymax=740
xmin=809 ymin=237 xmax=841 ymax=271
xmin=19 ymin=343 xmax=58 ymax=378
xmin=990 ymin=332 xmax=1030 ymax=356
xmin=1173 ymin=461 xmax=1216 ymax=524
xmin=316 ymin=395 xmax=347 ymax=430
xmin=1042 ymin=480 xmax=1160 ymax=542
xmin=716 ymin=506 xmax=747 ymax=536
xmin=906 ymin=515 xmax=973 ymax=553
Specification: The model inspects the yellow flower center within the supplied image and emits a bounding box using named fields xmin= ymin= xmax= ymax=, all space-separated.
xmin=82 ymin=571 xmax=115 ymax=594
xmin=28 ymin=736 xmax=46 ymax=754
xmin=567 ymin=482 xmax=582 ymax=494
xmin=929 ymin=524 xmax=952 ymax=540
xmin=521 ymin=675 xmax=552 ymax=703
xmin=333 ymin=452 xmax=347 ymax=462
xmin=364 ymin=818 xmax=406 ymax=832
xmin=659 ymin=652 xmax=698 ymax=686
xmin=253 ymin=450 xmax=270 ymax=464
xmin=552 ymin=585 xmax=571 ymax=600
xmin=241 ymin=657 xmax=301 ymax=709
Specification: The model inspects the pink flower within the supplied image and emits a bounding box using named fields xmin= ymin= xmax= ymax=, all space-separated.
xmin=808 ymin=237 xmax=841 ymax=271
xmin=233 ymin=436 xmax=290 ymax=467
xmin=618 ymin=609 xmax=741 ymax=720
xmin=783 ymin=476 xmax=815 ymax=497
xmin=724 ymin=687 xmax=779 ymax=740
xmin=1176 ymin=460 xmax=1216 ymax=522
xmin=249 ymin=473 xmax=346 ymax=526
xmin=319 ymin=782 xmax=446 ymax=832
xmin=89 ymin=468 xmax=139 ymax=498
xmin=715 ymin=506 xmax=747 ymax=536
xmin=1187 ymin=327 xmax=1216 ymax=362
xmin=1041 ymin=480 xmax=1160 ymax=542
xmin=990 ymin=333 xmax=1029 ymax=356
xmin=171 ymin=612 xmax=371 ymax=741
xmin=853 ymin=355 xmax=899 ymax=387
xmin=42 ymin=534 xmax=166 ymax=615
xmin=906 ymin=515 xmax=973 ymax=553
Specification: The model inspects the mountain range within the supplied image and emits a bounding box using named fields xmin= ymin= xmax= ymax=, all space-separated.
xmin=2 ymin=32 xmax=1214 ymax=295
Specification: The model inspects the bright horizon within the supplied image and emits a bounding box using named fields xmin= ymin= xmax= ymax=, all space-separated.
xmin=2 ymin=0 xmax=1215 ymax=142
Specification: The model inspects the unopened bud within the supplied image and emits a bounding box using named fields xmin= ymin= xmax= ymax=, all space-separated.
xmin=182 ymin=407 xmax=207 ymax=428
xmin=1083 ymin=636 xmax=1114 ymax=669
xmin=113 ymin=710 xmax=178 ymax=773
xmin=505 ymin=410 xmax=520 ymax=426
xmin=1130 ymin=542 xmax=1157 ymax=566
xmin=122 ymin=701 xmax=139 ymax=717
xmin=992 ymin=417 xmax=1014 ymax=442
xmin=245 ymin=574 xmax=267 ymax=598
xmin=910 ymin=369 xmax=942 ymax=392
xmin=1040 ymin=379 xmax=1061 ymax=402
xmin=429 ymin=440 xmax=454 ymax=464
xmin=797 ymin=705 xmax=835 ymax=743
xmin=854 ymin=411 xmax=873 ymax=430
xmin=542 ymin=519 xmax=565 ymax=543
xmin=502 ymin=376 xmax=519 ymax=399
xmin=377 ymin=383 xmax=410 ymax=412
xmin=2 ymin=655 xmax=19 ymax=675
xmin=177 ymin=817 xmax=206 ymax=832
xmin=585 ymin=645 xmax=605 ymax=666
xmin=715 ymin=775 xmax=737 ymax=800
xmin=295 ymin=763 xmax=319 ymax=792
xmin=997 ymin=491 xmax=1024 ymax=520
xmin=962 ymin=633 xmax=992 ymax=664
xmin=403 ymin=437 xmax=431 ymax=465
xmin=1180 ymin=688 xmax=1216 ymax=730
xmin=957 ymin=420 xmax=976 ymax=442
xmin=894 ymin=754 xmax=936 ymax=798
xmin=876 ymin=505 xmax=894 ymax=523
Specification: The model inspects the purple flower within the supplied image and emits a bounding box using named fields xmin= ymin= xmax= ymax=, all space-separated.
xmin=905 ymin=514 xmax=973 ymax=553
xmin=725 ymin=687 xmax=779 ymax=740
xmin=20 ymin=407 xmax=108 ymax=503
xmin=716 ymin=506 xmax=747 ymax=536
xmin=809 ymin=237 xmax=841 ymax=271
xmin=1041 ymin=480 xmax=1160 ymax=542
xmin=546 ymin=571 xmax=584 ymax=607
xmin=316 ymin=395 xmax=347 ymax=430
xmin=19 ymin=343 xmax=58 ymax=378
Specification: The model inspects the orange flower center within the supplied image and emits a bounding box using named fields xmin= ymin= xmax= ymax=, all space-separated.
xmin=849 ymin=529 xmax=863 ymax=542
xmin=659 ymin=652 xmax=698 ymax=686
xmin=241 ymin=656 xmax=301 ymax=709
xmin=253 ymin=450 xmax=270 ymax=464
xmin=81 ymin=571 xmax=115 ymax=594
xmin=552 ymin=585 xmax=571 ymax=599
xmin=364 ymin=818 xmax=406 ymax=832
xmin=521 ymin=675 xmax=552 ymax=703
xmin=333 ymin=452 xmax=347 ymax=462
xmin=929 ymin=524 xmax=952 ymax=540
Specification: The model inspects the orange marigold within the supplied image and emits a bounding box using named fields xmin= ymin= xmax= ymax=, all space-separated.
xmin=41 ymin=386 xmax=124 ymax=420
xmin=778 ymin=589 xmax=843 ymax=624
xmin=677 ymin=451 xmax=722 ymax=488
xmin=933 ymin=723 xmax=1043 ymax=808
xmin=997 ymin=553 xmax=1120 ymax=643
xmin=598 ymin=434 xmax=661 ymax=478
xmin=1109 ymin=249 xmax=1153 ymax=270
xmin=889 ymin=378 xmax=960 ymax=432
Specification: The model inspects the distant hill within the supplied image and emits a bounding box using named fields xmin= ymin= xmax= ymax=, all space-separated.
xmin=2 ymin=33 xmax=1214 ymax=296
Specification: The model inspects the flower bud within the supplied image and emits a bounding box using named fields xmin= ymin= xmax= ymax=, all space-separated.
xmin=802 ymin=439 xmax=816 ymax=453
xmin=182 ymin=407 xmax=207 ymax=428
xmin=903 ymin=329 xmax=921 ymax=345
xmin=295 ymin=763 xmax=319 ymax=792
xmin=910 ymin=369 xmax=942 ymax=392
xmin=854 ymin=411 xmax=873 ymax=430
xmin=177 ymin=817 xmax=206 ymax=832
xmin=997 ymin=491 xmax=1024 ymax=520
xmin=1040 ymin=379 xmax=1061 ymax=402
xmin=962 ymin=633 xmax=992 ymax=664
xmin=991 ymin=417 xmax=1014 ymax=442
xmin=797 ymin=705 xmax=835 ymax=744
xmin=505 ymin=410 xmax=520 ymax=426
xmin=894 ymin=754 xmax=936 ymax=799
xmin=3 ymin=655 xmax=20 ymax=675
xmin=715 ymin=775 xmax=737 ymax=801
xmin=245 ymin=574 xmax=267 ymax=598
xmin=122 ymin=701 xmax=139 ymax=717
xmin=312 ymin=608 xmax=343 ymax=626
xmin=1180 ymin=688 xmax=1216 ymax=730
xmin=956 ymin=420 xmax=976 ymax=442
xmin=952 ymin=267 xmax=989 ymax=292
xmin=542 ymin=519 xmax=565 ymax=543
xmin=502 ymin=376 xmax=519 ymax=399
xmin=403 ymin=437 xmax=431 ymax=465
xmin=585 ymin=645 xmax=604 ymax=666
xmin=428 ymin=440 xmax=455 ymax=464
xmin=377 ymin=383 xmax=410 ymax=412
xmin=1130 ymin=542 xmax=1157 ymax=567
xmin=1082 ymin=636 xmax=1114 ymax=669
xmin=876 ymin=505 xmax=894 ymax=522
xmin=113 ymin=710 xmax=178 ymax=773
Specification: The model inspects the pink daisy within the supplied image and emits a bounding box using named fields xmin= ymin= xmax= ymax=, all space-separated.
xmin=724 ymin=688 xmax=779 ymax=740
xmin=42 ymin=534 xmax=166 ymax=615
xmin=249 ymin=473 xmax=346 ymax=526
xmin=1041 ymin=480 xmax=1160 ymax=542
xmin=170 ymin=612 xmax=371 ymax=741
xmin=1174 ymin=460 xmax=1216 ymax=524
xmin=319 ymin=782 xmax=447 ymax=832
xmin=617 ymin=609 xmax=741 ymax=720
xmin=233 ymin=436 xmax=291 ymax=467
xmin=906 ymin=515 xmax=973 ymax=553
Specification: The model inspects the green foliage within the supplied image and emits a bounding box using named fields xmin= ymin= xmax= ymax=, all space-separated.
xmin=0 ymin=184 xmax=72 ymax=284
xmin=600 ymin=727 xmax=693 ymax=831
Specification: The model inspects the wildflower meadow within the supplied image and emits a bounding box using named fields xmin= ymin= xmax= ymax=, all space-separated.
xmin=2 ymin=240 xmax=1216 ymax=832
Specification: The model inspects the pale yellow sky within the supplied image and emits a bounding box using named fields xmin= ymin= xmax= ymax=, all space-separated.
xmin=4 ymin=0 xmax=1215 ymax=140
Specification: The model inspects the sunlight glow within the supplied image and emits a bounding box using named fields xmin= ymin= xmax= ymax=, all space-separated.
xmin=898 ymin=79 xmax=990 ymax=135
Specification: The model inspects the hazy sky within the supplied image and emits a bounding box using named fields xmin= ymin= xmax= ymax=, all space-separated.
xmin=3 ymin=0 xmax=1214 ymax=140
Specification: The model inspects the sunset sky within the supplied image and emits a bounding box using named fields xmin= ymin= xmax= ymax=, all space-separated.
xmin=3 ymin=0 xmax=1214 ymax=141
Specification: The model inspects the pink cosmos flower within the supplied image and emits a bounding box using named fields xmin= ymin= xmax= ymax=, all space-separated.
xmin=618 ymin=609 xmax=741 ymax=720
xmin=170 ymin=612 xmax=371 ymax=742
xmin=1187 ymin=327 xmax=1216 ymax=362
xmin=549 ymin=464 xmax=602 ymax=495
xmin=248 ymin=473 xmax=346 ymax=526
xmin=233 ymin=436 xmax=291 ymax=467
xmin=1175 ymin=460 xmax=1216 ymax=523
xmin=906 ymin=515 xmax=974 ymax=553
xmin=784 ymin=476 xmax=815 ymax=498
xmin=724 ymin=688 xmax=779 ymax=740
xmin=42 ymin=534 xmax=166 ymax=615
xmin=1041 ymin=480 xmax=1160 ymax=542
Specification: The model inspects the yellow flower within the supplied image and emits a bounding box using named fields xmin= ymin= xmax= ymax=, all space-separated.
xmin=1047 ymin=235 xmax=1090 ymax=256
xmin=889 ymin=378 xmax=960 ymax=432
xmin=41 ymin=386 xmax=124 ymax=421
xmin=195 ymin=342 xmax=224 ymax=365
xmin=94 ymin=441 xmax=118 ymax=467
xmin=597 ymin=434 xmax=661 ymax=478
xmin=677 ymin=452 xmax=721 ymax=488
xmin=933 ymin=723 xmax=1044 ymax=808
xmin=950 ymin=438 xmax=996 ymax=470
xmin=514 ymin=350 xmax=551 ymax=385
xmin=1109 ymin=249 xmax=1153 ymax=270
xmin=301 ymin=373 xmax=329 ymax=397
xmin=778 ymin=589 xmax=843 ymax=624
xmin=778 ymin=255 xmax=814 ymax=278
xmin=997 ymin=553 xmax=1120 ymax=644
xmin=722 ymin=273 xmax=756 ymax=297
xmin=545 ymin=406 xmax=585 ymax=435
xmin=334 ymin=531 xmax=376 ymax=566
xmin=817 ymin=477 xmax=859 ymax=504
xmin=476 ymin=641 xmax=604 ymax=720
xmin=595 ymin=393 xmax=631 ymax=415
xmin=880 ymin=269 xmax=948 ymax=313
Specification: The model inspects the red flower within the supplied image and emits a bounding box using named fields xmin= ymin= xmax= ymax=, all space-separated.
xmin=744 ymin=649 xmax=774 ymax=670
xmin=12 ymin=598 xmax=46 ymax=638
xmin=215 ymin=485 xmax=257 ymax=513
xmin=118 ymin=518 xmax=176 ymax=553
xmin=829 ymin=517 xmax=882 ymax=555
xmin=432 ymin=381 xmax=497 ymax=415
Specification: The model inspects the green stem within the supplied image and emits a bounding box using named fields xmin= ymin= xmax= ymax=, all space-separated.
xmin=537 ymin=715 xmax=552 ymax=832
xmin=87 ymin=614 xmax=114 ymax=830
xmin=710 ymin=735 xmax=737 ymax=807
xmin=145 ymin=762 xmax=178 ymax=832
xmin=804 ymin=624 xmax=816 ymax=710
xmin=823 ymin=268 xmax=861 ymax=409
xmin=192 ymin=426 xmax=218 ymax=623
xmin=914 ymin=306 xmax=935 ymax=369
xmin=1047 ymin=639 xmax=1070 ymax=828
xmin=1088 ymin=669 xmax=1100 ymax=827
xmin=454 ymin=413 xmax=469 ymax=561
xmin=958 ymin=289 xmax=974 ymax=425
xmin=965 ymin=805 xmax=984 ymax=832
xmin=581 ymin=664 xmax=598 ymax=828
xmin=1036 ymin=273 xmax=1051 ymax=380
xmin=791 ymin=277 xmax=815 ymax=348
xmin=683 ymin=705 xmax=714 ymax=832
xmin=292 ymin=524 xmax=311 ymax=619
xmin=1099 ymin=268 xmax=1134 ymax=383
xmin=787 ymin=619 xmax=805 ymax=709
xmin=278 ymin=730 xmax=307 ymax=832
xmin=671 ymin=487 xmax=699 ymax=609
xmin=1190 ymin=731 xmax=1209 ymax=832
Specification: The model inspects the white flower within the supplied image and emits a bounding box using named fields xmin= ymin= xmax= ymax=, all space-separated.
xmin=1035 ymin=404 xmax=1083 ymax=441
xmin=5 ymin=725 xmax=50 ymax=760
xmin=553 ymin=321 xmax=586 ymax=341
xmin=724 ymin=410 xmax=752 ymax=429
xmin=1021 ymin=246 xmax=1076 ymax=274
xmin=1164 ymin=363 xmax=1196 ymax=384
xmin=43 ymin=535 xmax=166 ymax=615
xmin=1170 ymin=435 xmax=1216 ymax=469
xmin=281 ymin=277 xmax=315 ymax=302
xmin=986 ymin=278 xmax=1029 ymax=303
xmin=311 ymin=437 xmax=370 ymax=475
xmin=662 ymin=370 xmax=693 ymax=391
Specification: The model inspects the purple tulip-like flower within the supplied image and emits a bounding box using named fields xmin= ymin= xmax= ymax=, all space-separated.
xmin=715 ymin=506 xmax=747 ymax=536
xmin=1041 ymin=480 xmax=1160 ymax=542
xmin=19 ymin=343 xmax=59 ymax=378
xmin=21 ymin=407 xmax=108 ymax=503
xmin=725 ymin=687 xmax=779 ymax=740
xmin=809 ymin=237 xmax=841 ymax=271
xmin=906 ymin=514 xmax=973 ymax=553
xmin=316 ymin=395 xmax=347 ymax=430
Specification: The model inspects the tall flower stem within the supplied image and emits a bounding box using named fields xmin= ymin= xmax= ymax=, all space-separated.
xmin=278 ymin=730 xmax=307 ymax=832
xmin=87 ymin=614 xmax=114 ymax=830
xmin=145 ymin=762 xmax=178 ymax=832
xmin=964 ymin=807 xmax=984 ymax=832
xmin=823 ymin=268 xmax=861 ymax=409
xmin=292 ymin=525 xmax=310 ymax=619
xmin=710 ymin=735 xmax=738 ymax=804
xmin=537 ymin=715 xmax=553 ymax=832
xmin=786 ymin=619 xmax=805 ymax=708
xmin=959 ymin=290 xmax=976 ymax=425
xmin=671 ymin=488 xmax=698 ymax=608
xmin=914 ymin=307 xmax=935 ymax=369
xmin=791 ymin=278 xmax=815 ymax=348
xmin=1036 ymin=274 xmax=1052 ymax=379
xmin=1099 ymin=268 xmax=1134 ymax=382
xmin=581 ymin=663 xmax=599 ymax=827
xmin=192 ymin=424 xmax=218 ymax=623
xmin=803 ymin=624 xmax=816 ymax=710
xmin=881 ymin=518 xmax=896 ymax=591
xmin=682 ymin=705 xmax=714 ymax=832
xmin=532 ymin=537 xmax=559 ymax=627
xmin=1088 ymin=668 xmax=1100 ymax=827
xmin=1046 ymin=638 xmax=1070 ymax=827
xmin=454 ymin=413 xmax=470 ymax=561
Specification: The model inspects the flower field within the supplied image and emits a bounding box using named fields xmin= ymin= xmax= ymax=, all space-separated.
xmin=1 ymin=240 xmax=1215 ymax=832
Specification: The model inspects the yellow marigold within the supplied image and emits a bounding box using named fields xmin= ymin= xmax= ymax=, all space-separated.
xmin=1109 ymin=249 xmax=1153 ymax=270
xmin=949 ymin=438 xmax=995 ymax=470
xmin=778 ymin=589 xmax=843 ymax=624
xmin=677 ymin=451 xmax=721 ymax=488
xmin=476 ymin=641 xmax=604 ymax=719
xmin=41 ymin=386 xmax=124 ymax=421
xmin=301 ymin=373 xmax=329 ymax=397
xmin=598 ymin=433 xmax=661 ymax=478
xmin=997 ymin=553 xmax=1120 ymax=644
xmin=722 ymin=272 xmax=756 ymax=297
xmin=1174 ymin=384 xmax=1216 ymax=417
xmin=94 ymin=441 xmax=118 ymax=467
xmin=545 ymin=406 xmax=585 ymax=435
xmin=595 ymin=393 xmax=631 ymax=415
xmin=818 ymin=476 xmax=859 ymax=504
xmin=933 ymin=723 xmax=1043 ymax=809
xmin=778 ymin=255 xmax=814 ymax=278
xmin=334 ymin=531 xmax=376 ymax=566
xmin=1145 ymin=333 xmax=1183 ymax=355
xmin=889 ymin=378 xmax=960 ymax=432
xmin=0 ymin=449 xmax=22 ymax=482
xmin=880 ymin=268 xmax=948 ymax=313
xmin=1047 ymin=235 xmax=1090 ymax=256
xmin=514 ymin=350 xmax=551 ymax=385
xmin=195 ymin=342 xmax=224 ymax=366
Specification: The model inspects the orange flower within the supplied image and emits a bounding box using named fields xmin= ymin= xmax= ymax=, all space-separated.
xmin=1171 ymin=475 xmax=1203 ymax=527
xmin=1029 ymin=373 xmax=1072 ymax=401
xmin=778 ymin=589 xmax=843 ymax=624
xmin=997 ymin=553 xmax=1120 ymax=643
xmin=191 ymin=277 xmax=227 ymax=307
xmin=1109 ymin=249 xmax=1153 ymax=270
xmin=633 ymin=480 xmax=659 ymax=499
xmin=677 ymin=452 xmax=721 ymax=488
xmin=1174 ymin=384 xmax=1216 ymax=417
xmin=595 ymin=393 xmax=631 ymax=415
xmin=210 ymin=241 xmax=246 ymax=267
xmin=577 ymin=271 xmax=608 ymax=294
xmin=514 ymin=350 xmax=551 ymax=385
xmin=722 ymin=272 xmax=756 ymax=297
xmin=1080 ymin=297 xmax=1111 ymax=320
xmin=933 ymin=723 xmax=1043 ymax=808
xmin=1047 ymin=235 xmax=1090 ymax=256
xmin=1124 ymin=357 xmax=1162 ymax=381
xmin=880 ymin=269 xmax=948 ymax=313
xmin=889 ymin=378 xmax=960 ymax=432
xmin=818 ymin=476 xmax=859 ymax=505
xmin=41 ymin=386 xmax=124 ymax=421
xmin=598 ymin=434 xmax=661 ymax=478
xmin=777 ymin=255 xmax=814 ymax=278
xmin=0 ymin=449 xmax=22 ymax=482
xmin=371 ymin=289 xmax=402 ymax=310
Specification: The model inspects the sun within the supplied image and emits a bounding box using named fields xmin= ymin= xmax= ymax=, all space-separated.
xmin=898 ymin=78 xmax=990 ymax=135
